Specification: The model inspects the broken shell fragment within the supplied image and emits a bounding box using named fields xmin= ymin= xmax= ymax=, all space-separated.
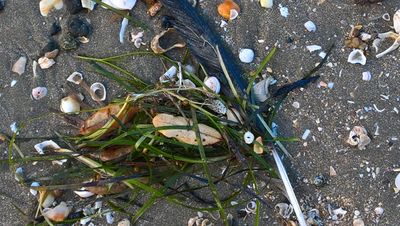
xmin=306 ymin=45 xmax=322 ymax=53
xmin=394 ymin=9 xmax=400 ymax=34
xmin=12 ymin=56 xmax=27 ymax=75
xmin=346 ymin=126 xmax=371 ymax=150
xmin=244 ymin=131 xmax=255 ymax=144
xmin=38 ymin=57 xmax=56 ymax=69
xmin=99 ymin=146 xmax=133 ymax=162
xmin=395 ymin=173 xmax=400 ymax=191
xmin=160 ymin=66 xmax=177 ymax=83
xmin=90 ymin=82 xmax=107 ymax=102
xmin=32 ymin=87 xmax=48 ymax=100
xmin=34 ymin=140 xmax=60 ymax=155
xmin=39 ymin=0 xmax=63 ymax=16
xmin=30 ymin=182 xmax=40 ymax=196
xmin=204 ymin=76 xmax=221 ymax=94
xmin=260 ymin=0 xmax=273 ymax=8
xmin=239 ymin=48 xmax=254 ymax=63
xmin=152 ymin=113 xmax=222 ymax=145
xmin=60 ymin=95 xmax=81 ymax=114
xmin=74 ymin=189 xmax=95 ymax=198
xmin=347 ymin=49 xmax=366 ymax=65
xmin=40 ymin=191 xmax=55 ymax=208
xmin=376 ymin=36 xmax=400 ymax=58
xmin=118 ymin=219 xmax=131 ymax=226
xmin=119 ymin=18 xmax=129 ymax=44
xmin=218 ymin=0 xmax=240 ymax=21
xmin=130 ymin=31 xmax=144 ymax=48
xmin=226 ymin=108 xmax=243 ymax=124
xmin=147 ymin=1 xmax=162 ymax=16
xmin=253 ymin=136 xmax=264 ymax=154
xmin=44 ymin=49 xmax=59 ymax=59
xmin=207 ymin=99 xmax=227 ymax=114
xmin=275 ymin=203 xmax=293 ymax=219
xmin=67 ymin=72 xmax=83 ymax=84
xmin=253 ymin=76 xmax=276 ymax=103
xmin=151 ymin=28 xmax=186 ymax=54
xmin=304 ymin=21 xmax=317 ymax=32
xmin=353 ymin=218 xmax=365 ymax=226
xmin=42 ymin=202 xmax=71 ymax=222
xmin=180 ymin=79 xmax=196 ymax=88
xmin=102 ymin=0 xmax=137 ymax=10
xmin=81 ymin=0 xmax=96 ymax=10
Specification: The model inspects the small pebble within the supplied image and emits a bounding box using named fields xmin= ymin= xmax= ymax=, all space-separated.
xmin=362 ymin=71 xmax=371 ymax=81
xmin=239 ymin=48 xmax=255 ymax=63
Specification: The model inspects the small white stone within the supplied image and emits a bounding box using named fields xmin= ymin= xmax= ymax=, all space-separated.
xmin=319 ymin=51 xmax=327 ymax=59
xmin=239 ymin=48 xmax=255 ymax=63
xmin=304 ymin=21 xmax=317 ymax=32
xmin=244 ymin=131 xmax=255 ymax=144
xmin=374 ymin=207 xmax=384 ymax=215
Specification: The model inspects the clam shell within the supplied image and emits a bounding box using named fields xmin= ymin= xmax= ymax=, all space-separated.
xmin=12 ymin=56 xmax=27 ymax=75
xmin=32 ymin=87 xmax=48 ymax=100
xmin=34 ymin=140 xmax=60 ymax=155
xmin=39 ymin=0 xmax=63 ymax=16
xmin=204 ymin=76 xmax=221 ymax=94
xmin=394 ymin=9 xmax=400 ymax=34
xmin=90 ymin=82 xmax=107 ymax=101
xmin=42 ymin=202 xmax=71 ymax=222
xmin=239 ymin=48 xmax=254 ymax=63
xmin=304 ymin=21 xmax=317 ymax=32
xmin=347 ymin=49 xmax=366 ymax=65
xmin=244 ymin=131 xmax=255 ymax=144
xmin=74 ymin=189 xmax=95 ymax=198
xmin=38 ymin=57 xmax=55 ymax=69
xmin=60 ymin=95 xmax=80 ymax=114
xmin=67 ymin=72 xmax=83 ymax=84
xmin=253 ymin=136 xmax=264 ymax=154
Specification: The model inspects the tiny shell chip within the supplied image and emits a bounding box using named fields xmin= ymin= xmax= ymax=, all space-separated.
xmin=30 ymin=182 xmax=40 ymax=196
xmin=393 ymin=9 xmax=400 ymax=34
xmin=239 ymin=48 xmax=255 ymax=63
xmin=260 ymin=0 xmax=273 ymax=8
xmin=347 ymin=126 xmax=371 ymax=150
xmin=253 ymin=136 xmax=264 ymax=154
xmin=395 ymin=173 xmax=400 ymax=190
xmin=38 ymin=57 xmax=56 ymax=69
xmin=244 ymin=131 xmax=255 ymax=144
xmin=102 ymin=0 xmax=137 ymax=10
xmin=306 ymin=45 xmax=322 ymax=53
xmin=229 ymin=9 xmax=239 ymax=20
xmin=105 ymin=212 xmax=115 ymax=224
xmin=362 ymin=71 xmax=371 ymax=81
xmin=81 ymin=0 xmax=96 ymax=10
xmin=34 ymin=140 xmax=60 ymax=155
xmin=180 ymin=79 xmax=196 ymax=88
xmin=74 ymin=189 xmax=95 ymax=198
xmin=90 ymin=82 xmax=107 ymax=101
xmin=12 ymin=56 xmax=27 ymax=75
xmin=347 ymin=49 xmax=366 ymax=65
xmin=304 ymin=21 xmax=317 ymax=32
xmin=32 ymin=87 xmax=48 ymax=100
xmin=207 ymin=99 xmax=227 ymax=114
xmin=204 ymin=76 xmax=221 ymax=94
xmin=67 ymin=72 xmax=83 ymax=84
xmin=160 ymin=66 xmax=177 ymax=83
xmin=42 ymin=202 xmax=71 ymax=222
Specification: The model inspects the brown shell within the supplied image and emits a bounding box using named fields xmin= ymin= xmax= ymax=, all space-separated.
xmin=99 ymin=146 xmax=133 ymax=162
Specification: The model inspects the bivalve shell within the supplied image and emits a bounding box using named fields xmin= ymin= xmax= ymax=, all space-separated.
xmin=60 ymin=95 xmax=81 ymax=114
xmin=239 ymin=48 xmax=254 ymax=63
xmin=32 ymin=87 xmax=48 ymax=100
xmin=218 ymin=0 xmax=240 ymax=21
xmin=67 ymin=72 xmax=83 ymax=84
xmin=244 ymin=131 xmax=255 ymax=144
xmin=204 ymin=76 xmax=221 ymax=94
xmin=347 ymin=49 xmax=366 ymax=65
xmin=42 ymin=202 xmax=71 ymax=222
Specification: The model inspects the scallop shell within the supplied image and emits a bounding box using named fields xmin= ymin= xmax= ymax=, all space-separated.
xmin=260 ymin=0 xmax=273 ymax=8
xmin=32 ymin=87 xmax=48 ymax=100
xmin=67 ymin=72 xmax=83 ymax=84
xmin=239 ymin=48 xmax=254 ymax=63
xmin=90 ymin=82 xmax=107 ymax=102
xmin=204 ymin=76 xmax=221 ymax=94
xmin=347 ymin=49 xmax=366 ymax=65
xmin=39 ymin=0 xmax=63 ymax=16
xmin=38 ymin=57 xmax=55 ymax=69
xmin=42 ymin=202 xmax=71 ymax=222
xmin=12 ymin=56 xmax=27 ymax=75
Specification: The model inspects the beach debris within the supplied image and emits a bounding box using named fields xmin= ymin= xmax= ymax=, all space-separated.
xmin=353 ymin=218 xmax=365 ymax=226
xmin=65 ymin=0 xmax=83 ymax=14
xmin=102 ymin=0 xmax=137 ymax=10
xmin=318 ymin=51 xmax=327 ymax=58
xmin=39 ymin=0 xmax=63 ymax=16
xmin=32 ymin=86 xmax=47 ymax=100
xmin=204 ymin=76 xmax=221 ymax=94
xmin=143 ymin=0 xmax=162 ymax=16
xmin=81 ymin=0 xmax=96 ymax=10
xmin=34 ymin=140 xmax=60 ymax=155
xmin=329 ymin=166 xmax=337 ymax=176
xmin=90 ymin=82 xmax=107 ymax=102
xmin=67 ymin=72 xmax=83 ymax=84
xmin=206 ymin=99 xmax=227 ymax=114
xmin=292 ymin=101 xmax=300 ymax=109
xmin=279 ymin=4 xmax=289 ymax=18
xmin=152 ymin=113 xmax=222 ymax=145
xmin=44 ymin=49 xmax=60 ymax=59
xmin=39 ymin=191 xmax=55 ymax=208
xmin=30 ymin=182 xmax=40 ymax=196
xmin=306 ymin=45 xmax=321 ymax=53
xmin=38 ymin=57 xmax=56 ymax=69
xmin=374 ymin=206 xmax=384 ymax=215
xmin=313 ymin=174 xmax=326 ymax=187
xmin=118 ymin=219 xmax=131 ymax=226
xmin=238 ymin=48 xmax=255 ymax=63
xmin=373 ymin=10 xmax=400 ymax=58
xmin=12 ymin=56 xmax=27 ymax=75
xmin=105 ymin=211 xmax=115 ymax=224
xmin=151 ymin=28 xmax=186 ymax=54
xmin=346 ymin=126 xmax=371 ymax=150
xmin=10 ymin=122 xmax=18 ymax=134
xmin=226 ymin=108 xmax=243 ymax=124
xmin=74 ymin=189 xmax=95 ymax=198
xmin=78 ymin=36 xmax=90 ymax=43
xmin=331 ymin=207 xmax=347 ymax=220
xmin=253 ymin=136 xmax=264 ymax=154
xmin=119 ymin=18 xmax=129 ymax=43
xmin=304 ymin=21 xmax=316 ymax=32
xmin=362 ymin=71 xmax=371 ymax=81
xmin=130 ymin=31 xmax=144 ymax=48
xmin=306 ymin=209 xmax=323 ymax=225
xmin=60 ymin=95 xmax=81 ymax=114
xmin=187 ymin=216 xmax=214 ymax=226
xmin=360 ymin=32 xmax=372 ymax=41
xmin=395 ymin=173 xmax=400 ymax=192
xmin=99 ymin=146 xmax=133 ymax=161
xmin=394 ymin=10 xmax=400 ymax=33
xmin=42 ymin=202 xmax=71 ymax=222
xmin=160 ymin=66 xmax=177 ymax=83
xmin=10 ymin=80 xmax=17 ymax=87
xmin=244 ymin=131 xmax=255 ymax=144
xmin=347 ymin=49 xmax=366 ymax=65
xmin=260 ymin=0 xmax=273 ymax=8
xmin=345 ymin=25 xmax=367 ymax=50
xmin=14 ymin=167 xmax=24 ymax=182
xmin=253 ymin=77 xmax=276 ymax=103
xmin=302 ymin=129 xmax=311 ymax=140
xmin=217 ymin=0 xmax=240 ymax=21
xmin=275 ymin=203 xmax=293 ymax=219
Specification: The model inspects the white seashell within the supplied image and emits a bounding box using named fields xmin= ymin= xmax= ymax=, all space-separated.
xmin=207 ymin=99 xmax=227 ymax=114
xmin=159 ymin=66 xmax=177 ymax=83
xmin=304 ymin=21 xmax=316 ymax=32
xmin=90 ymin=82 xmax=107 ymax=101
xmin=39 ymin=0 xmax=63 ymax=16
xmin=332 ymin=207 xmax=347 ymax=220
xmin=12 ymin=56 xmax=27 ymax=75
xmin=80 ymin=217 xmax=92 ymax=225
xmin=15 ymin=167 xmax=24 ymax=182
xmin=67 ymin=72 xmax=83 ymax=84
xmin=94 ymin=200 xmax=103 ymax=210
xmin=10 ymin=80 xmax=17 ymax=87
xmin=253 ymin=76 xmax=276 ymax=103
xmin=360 ymin=32 xmax=372 ymax=41
xmin=41 ymin=192 xmax=55 ymax=208
xmin=229 ymin=9 xmax=239 ymax=20
xmin=119 ymin=18 xmax=129 ymax=44
xmin=60 ymin=95 xmax=81 ymax=114
xmin=30 ymin=182 xmax=40 ymax=196
xmin=10 ymin=122 xmax=18 ymax=134
xmin=184 ymin=64 xmax=195 ymax=74
xmin=346 ymin=126 xmax=371 ymax=150
xmin=38 ymin=57 xmax=55 ymax=69
xmin=395 ymin=173 xmax=400 ymax=191
xmin=42 ymin=202 xmax=71 ymax=222
xmin=244 ymin=131 xmax=255 ymax=144
xmin=362 ymin=71 xmax=371 ymax=81
xmin=376 ymin=36 xmax=400 ymax=58
xmin=374 ymin=207 xmax=384 ymax=215
xmin=33 ymin=60 xmax=39 ymax=78
xmin=393 ymin=9 xmax=400 ymax=34
xmin=226 ymin=108 xmax=243 ymax=124
xmin=105 ymin=211 xmax=115 ymax=224
xmin=180 ymin=79 xmax=196 ymax=88
xmin=347 ymin=49 xmax=366 ymax=65
xmin=353 ymin=219 xmax=365 ymax=226
xmin=78 ymin=36 xmax=90 ymax=44
xmin=306 ymin=45 xmax=321 ymax=53
xmin=74 ymin=189 xmax=95 ymax=198
xmin=260 ymin=0 xmax=273 ymax=8
xmin=301 ymin=129 xmax=311 ymax=140
xmin=279 ymin=4 xmax=289 ymax=18
xmin=34 ymin=140 xmax=60 ymax=155
xmin=318 ymin=51 xmax=327 ymax=59
xmin=382 ymin=13 xmax=390 ymax=21
xmin=32 ymin=87 xmax=48 ymax=100
xmin=188 ymin=217 xmax=199 ymax=226
xmin=130 ymin=31 xmax=144 ymax=48
xmin=275 ymin=203 xmax=293 ymax=219
xmin=239 ymin=48 xmax=255 ymax=63
xmin=102 ymin=0 xmax=137 ymax=10
xmin=204 ymin=76 xmax=221 ymax=94
xmin=118 ymin=219 xmax=131 ymax=226
xmin=81 ymin=0 xmax=96 ymax=10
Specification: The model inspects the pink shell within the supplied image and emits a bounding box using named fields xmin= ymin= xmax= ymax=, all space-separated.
xmin=32 ymin=87 xmax=48 ymax=100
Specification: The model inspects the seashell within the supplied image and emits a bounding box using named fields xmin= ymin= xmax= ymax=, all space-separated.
xmin=244 ymin=131 xmax=254 ymax=144
xmin=12 ymin=56 xmax=27 ymax=75
xmin=42 ymin=202 xmax=71 ymax=222
xmin=246 ymin=201 xmax=257 ymax=214
xmin=188 ymin=217 xmax=199 ymax=226
xmin=346 ymin=126 xmax=371 ymax=150
xmin=207 ymin=99 xmax=227 ymax=114
xmin=39 ymin=0 xmax=63 ymax=16
xmin=38 ymin=57 xmax=56 ymax=69
xmin=30 ymin=182 xmax=40 ymax=196
xmin=302 ymin=129 xmax=311 ymax=140
xmin=152 ymin=113 xmax=222 ymax=145
xmin=204 ymin=76 xmax=221 ymax=94
xmin=260 ymin=0 xmax=273 ymax=8
xmin=44 ymin=49 xmax=59 ymax=59
xmin=180 ymin=79 xmax=196 ymax=88
xmin=90 ymin=82 xmax=107 ymax=102
xmin=360 ymin=32 xmax=372 ymax=41
xmin=10 ymin=122 xmax=18 ymax=134
xmin=118 ymin=219 xmax=131 ymax=226
xmin=151 ymin=28 xmax=186 ymax=54
xmin=81 ymin=0 xmax=96 ymax=10
xmin=374 ymin=207 xmax=384 ymax=215
xmin=41 ymin=192 xmax=55 ymax=208
xmin=10 ymin=80 xmax=17 ymax=87
xmin=226 ymin=108 xmax=243 ymax=124
xmin=253 ymin=76 xmax=276 ymax=103
xmin=394 ymin=173 xmax=400 ymax=193
xmin=394 ymin=9 xmax=400 ymax=34
xmin=279 ymin=4 xmax=289 ymax=18
xmin=80 ymin=217 xmax=92 ymax=225
xmin=318 ymin=51 xmax=327 ymax=59
xmin=304 ymin=21 xmax=317 ymax=32
xmin=119 ymin=18 xmax=129 ymax=44
xmin=362 ymin=71 xmax=371 ymax=81
xmin=60 ymin=95 xmax=81 ymax=114
xmin=94 ymin=200 xmax=103 ymax=209
xmin=329 ymin=166 xmax=337 ymax=176
xmin=353 ymin=219 xmax=365 ymax=226
xmin=102 ymin=0 xmax=137 ymax=10
xmin=275 ymin=203 xmax=293 ymax=219
xmin=67 ymin=72 xmax=83 ymax=84
xmin=218 ymin=0 xmax=240 ymax=21
xmin=239 ymin=48 xmax=254 ymax=63
xmin=253 ymin=136 xmax=264 ymax=154
xmin=15 ymin=167 xmax=24 ymax=182
xmin=34 ymin=140 xmax=60 ymax=155
xmin=99 ymin=146 xmax=133 ymax=161
xmin=147 ymin=1 xmax=162 ymax=17
xmin=332 ymin=207 xmax=347 ymax=220
xmin=105 ymin=212 xmax=115 ymax=224
xmin=78 ymin=36 xmax=89 ymax=43
xmin=32 ymin=87 xmax=48 ymax=100
xmin=347 ymin=49 xmax=366 ymax=65
xmin=74 ymin=189 xmax=95 ymax=198
xmin=306 ymin=45 xmax=321 ymax=53
xmin=160 ymin=66 xmax=177 ymax=83
xmin=376 ymin=36 xmax=400 ymax=58
xmin=130 ymin=31 xmax=144 ymax=48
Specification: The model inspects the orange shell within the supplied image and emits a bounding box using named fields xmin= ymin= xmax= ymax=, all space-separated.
xmin=217 ymin=0 xmax=240 ymax=20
